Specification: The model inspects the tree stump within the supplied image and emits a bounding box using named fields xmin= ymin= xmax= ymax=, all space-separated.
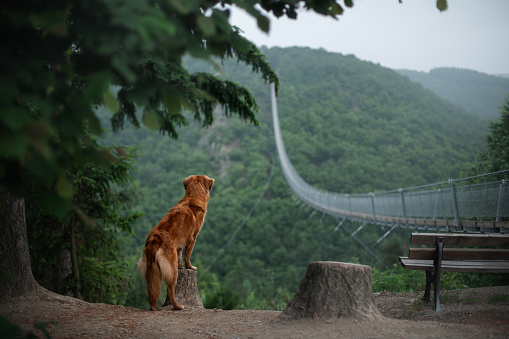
xmin=278 ymin=262 xmax=382 ymax=322
xmin=162 ymin=268 xmax=203 ymax=309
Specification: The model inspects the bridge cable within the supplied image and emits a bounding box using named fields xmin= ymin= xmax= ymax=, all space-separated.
xmin=198 ymin=152 xmax=276 ymax=281
xmin=350 ymin=222 xmax=389 ymax=268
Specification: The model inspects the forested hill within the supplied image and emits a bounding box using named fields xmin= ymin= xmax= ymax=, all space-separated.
xmin=253 ymin=47 xmax=485 ymax=193
xmin=396 ymin=67 xmax=509 ymax=120
xmin=101 ymin=47 xmax=488 ymax=308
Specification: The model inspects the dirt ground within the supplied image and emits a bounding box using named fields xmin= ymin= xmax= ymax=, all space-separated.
xmin=1 ymin=285 xmax=508 ymax=338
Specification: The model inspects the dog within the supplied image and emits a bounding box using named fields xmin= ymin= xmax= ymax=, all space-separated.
xmin=137 ymin=174 xmax=214 ymax=310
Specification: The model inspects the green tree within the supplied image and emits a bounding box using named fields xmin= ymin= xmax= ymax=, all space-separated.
xmin=26 ymin=143 xmax=142 ymax=303
xmin=477 ymin=96 xmax=509 ymax=176
xmin=0 ymin=0 xmax=360 ymax=302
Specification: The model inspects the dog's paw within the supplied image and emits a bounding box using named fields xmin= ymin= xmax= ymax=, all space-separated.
xmin=173 ymin=305 xmax=184 ymax=311
xmin=149 ymin=307 xmax=159 ymax=311
xmin=187 ymin=265 xmax=197 ymax=271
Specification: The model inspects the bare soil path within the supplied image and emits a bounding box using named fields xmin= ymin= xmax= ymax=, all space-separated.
xmin=1 ymin=286 xmax=508 ymax=338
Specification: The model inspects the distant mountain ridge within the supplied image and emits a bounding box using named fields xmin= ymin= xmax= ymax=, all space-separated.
xmin=256 ymin=47 xmax=485 ymax=193
xmin=396 ymin=67 xmax=509 ymax=120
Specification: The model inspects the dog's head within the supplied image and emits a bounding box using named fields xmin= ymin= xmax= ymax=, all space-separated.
xmin=183 ymin=175 xmax=215 ymax=197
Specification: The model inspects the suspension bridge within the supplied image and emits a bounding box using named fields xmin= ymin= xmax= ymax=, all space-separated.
xmin=270 ymin=83 xmax=509 ymax=235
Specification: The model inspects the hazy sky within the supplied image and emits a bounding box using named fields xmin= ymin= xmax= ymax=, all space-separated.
xmin=229 ymin=0 xmax=509 ymax=75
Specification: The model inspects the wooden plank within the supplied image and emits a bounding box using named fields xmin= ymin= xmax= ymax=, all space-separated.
xmin=423 ymin=219 xmax=437 ymax=227
xmin=408 ymin=248 xmax=509 ymax=261
xmin=410 ymin=233 xmax=509 ymax=247
xmin=441 ymin=260 xmax=509 ymax=273
xmin=399 ymin=257 xmax=432 ymax=271
xmin=460 ymin=220 xmax=476 ymax=228
xmin=415 ymin=218 xmax=425 ymax=225
xmin=495 ymin=221 xmax=509 ymax=229
xmin=408 ymin=259 xmax=509 ymax=272
xmin=479 ymin=221 xmax=491 ymax=227
xmin=391 ymin=217 xmax=400 ymax=224
xmin=434 ymin=220 xmax=448 ymax=227
xmin=399 ymin=258 xmax=509 ymax=273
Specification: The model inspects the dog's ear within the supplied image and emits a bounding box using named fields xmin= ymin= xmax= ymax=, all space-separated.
xmin=183 ymin=175 xmax=194 ymax=189
xmin=205 ymin=177 xmax=215 ymax=191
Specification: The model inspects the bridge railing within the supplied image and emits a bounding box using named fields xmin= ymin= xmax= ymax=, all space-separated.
xmin=271 ymin=83 xmax=509 ymax=233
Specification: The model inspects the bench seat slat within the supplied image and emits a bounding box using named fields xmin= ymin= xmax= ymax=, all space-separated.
xmin=410 ymin=233 xmax=509 ymax=247
xmin=400 ymin=257 xmax=509 ymax=273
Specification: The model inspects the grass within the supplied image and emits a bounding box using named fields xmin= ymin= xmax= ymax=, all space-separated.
xmin=441 ymin=292 xmax=481 ymax=304
xmin=440 ymin=294 xmax=461 ymax=303
xmin=488 ymin=294 xmax=509 ymax=304
xmin=462 ymin=296 xmax=477 ymax=304
xmin=402 ymin=299 xmax=425 ymax=314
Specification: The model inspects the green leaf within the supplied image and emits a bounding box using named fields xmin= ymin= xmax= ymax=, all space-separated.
xmin=74 ymin=206 xmax=98 ymax=228
xmin=256 ymin=15 xmax=270 ymax=33
xmin=437 ymin=0 xmax=448 ymax=11
xmin=102 ymin=91 xmax=119 ymax=113
xmin=138 ymin=15 xmax=176 ymax=41
xmin=0 ymin=106 xmax=33 ymax=130
xmin=231 ymin=34 xmax=251 ymax=54
xmin=163 ymin=93 xmax=181 ymax=114
xmin=142 ymin=110 xmax=161 ymax=131
xmin=0 ymin=78 xmax=18 ymax=105
xmin=84 ymin=111 xmax=102 ymax=136
xmin=24 ymin=120 xmax=53 ymax=146
xmin=169 ymin=0 xmax=192 ymax=14
xmin=0 ymin=133 xmax=30 ymax=157
xmin=84 ymin=71 xmax=111 ymax=101
xmin=56 ymin=175 xmax=73 ymax=199
xmin=112 ymin=56 xmax=137 ymax=84
xmin=331 ymin=3 xmax=344 ymax=16
xmin=344 ymin=0 xmax=354 ymax=8
xmin=39 ymin=192 xmax=71 ymax=220
xmin=197 ymin=16 xmax=217 ymax=37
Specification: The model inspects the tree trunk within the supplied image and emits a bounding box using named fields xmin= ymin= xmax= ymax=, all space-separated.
xmin=278 ymin=261 xmax=382 ymax=322
xmin=69 ymin=222 xmax=83 ymax=300
xmin=163 ymin=268 xmax=203 ymax=309
xmin=0 ymin=186 xmax=40 ymax=301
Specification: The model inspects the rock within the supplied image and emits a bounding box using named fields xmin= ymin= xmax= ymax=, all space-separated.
xmin=278 ymin=261 xmax=382 ymax=321
xmin=162 ymin=268 xmax=204 ymax=309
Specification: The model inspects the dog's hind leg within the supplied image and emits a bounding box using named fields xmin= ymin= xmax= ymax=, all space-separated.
xmin=157 ymin=248 xmax=183 ymax=310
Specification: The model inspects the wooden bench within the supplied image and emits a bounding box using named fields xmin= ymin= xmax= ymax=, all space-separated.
xmin=399 ymin=232 xmax=509 ymax=312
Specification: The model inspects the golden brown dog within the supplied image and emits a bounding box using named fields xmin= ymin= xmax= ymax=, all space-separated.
xmin=137 ymin=175 xmax=214 ymax=310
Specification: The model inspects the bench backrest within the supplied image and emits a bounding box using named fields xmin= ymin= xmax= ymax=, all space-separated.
xmin=408 ymin=233 xmax=509 ymax=261
xmin=410 ymin=233 xmax=509 ymax=247
xmin=408 ymin=248 xmax=509 ymax=261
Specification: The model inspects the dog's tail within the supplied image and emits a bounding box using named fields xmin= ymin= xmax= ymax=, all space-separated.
xmin=137 ymin=247 xmax=174 ymax=283
xmin=136 ymin=251 xmax=148 ymax=278
xmin=137 ymin=246 xmax=175 ymax=310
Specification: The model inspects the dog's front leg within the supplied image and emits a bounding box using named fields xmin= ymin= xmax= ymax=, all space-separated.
xmin=184 ymin=237 xmax=197 ymax=270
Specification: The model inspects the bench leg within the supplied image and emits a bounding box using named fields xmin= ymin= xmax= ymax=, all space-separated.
xmin=423 ymin=270 xmax=432 ymax=303
xmin=422 ymin=237 xmax=444 ymax=311
xmin=433 ymin=237 xmax=444 ymax=312
xmin=434 ymin=272 xmax=441 ymax=312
